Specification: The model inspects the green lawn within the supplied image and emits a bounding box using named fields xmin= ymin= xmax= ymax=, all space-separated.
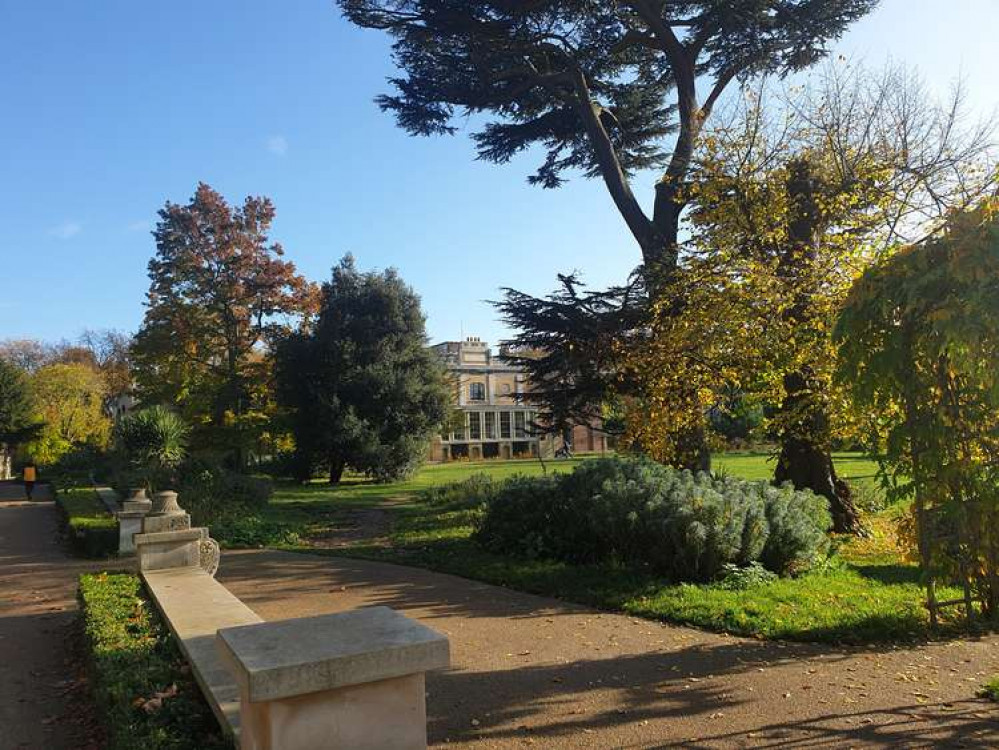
xmin=230 ymin=452 xmax=964 ymax=644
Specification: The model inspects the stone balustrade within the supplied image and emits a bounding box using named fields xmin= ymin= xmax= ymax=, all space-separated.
xmin=131 ymin=489 xmax=450 ymax=749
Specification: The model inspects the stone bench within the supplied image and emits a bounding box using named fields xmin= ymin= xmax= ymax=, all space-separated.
xmin=135 ymin=491 xmax=450 ymax=749
xmin=144 ymin=567 xmax=263 ymax=736
xmin=218 ymin=606 xmax=449 ymax=750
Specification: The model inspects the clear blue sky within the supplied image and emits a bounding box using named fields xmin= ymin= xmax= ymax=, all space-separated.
xmin=2 ymin=0 xmax=996 ymax=347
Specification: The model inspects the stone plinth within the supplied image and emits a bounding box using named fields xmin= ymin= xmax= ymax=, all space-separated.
xmin=217 ymin=606 xmax=450 ymax=750
xmin=135 ymin=527 xmax=204 ymax=571
xmin=118 ymin=509 xmax=149 ymax=554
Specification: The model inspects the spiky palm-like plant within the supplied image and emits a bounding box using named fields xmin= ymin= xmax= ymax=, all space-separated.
xmin=113 ymin=406 xmax=189 ymax=491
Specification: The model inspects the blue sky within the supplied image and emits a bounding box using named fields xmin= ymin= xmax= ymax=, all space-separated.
xmin=2 ymin=0 xmax=997 ymax=347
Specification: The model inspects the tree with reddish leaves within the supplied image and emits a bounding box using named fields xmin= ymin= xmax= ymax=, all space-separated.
xmin=132 ymin=183 xmax=317 ymax=467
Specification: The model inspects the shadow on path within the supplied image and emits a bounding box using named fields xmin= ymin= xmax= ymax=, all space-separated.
xmin=219 ymin=549 xmax=999 ymax=749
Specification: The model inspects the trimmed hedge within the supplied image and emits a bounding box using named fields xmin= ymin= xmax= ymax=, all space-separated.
xmin=474 ymin=456 xmax=831 ymax=582
xmin=57 ymin=488 xmax=118 ymax=558
xmin=78 ymin=572 xmax=231 ymax=750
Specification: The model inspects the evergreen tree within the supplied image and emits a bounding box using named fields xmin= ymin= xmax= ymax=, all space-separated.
xmin=0 ymin=357 xmax=37 ymax=475
xmin=276 ymin=256 xmax=450 ymax=483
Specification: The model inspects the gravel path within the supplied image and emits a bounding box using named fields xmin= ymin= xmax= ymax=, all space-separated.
xmin=0 ymin=485 xmax=104 ymax=750
xmin=219 ymin=548 xmax=999 ymax=749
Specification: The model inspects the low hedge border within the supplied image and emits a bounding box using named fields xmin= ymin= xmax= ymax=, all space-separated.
xmin=57 ymin=487 xmax=118 ymax=558
xmin=78 ymin=572 xmax=231 ymax=750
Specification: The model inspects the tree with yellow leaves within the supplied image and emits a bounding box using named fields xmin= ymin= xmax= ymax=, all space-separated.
xmin=622 ymin=62 xmax=996 ymax=532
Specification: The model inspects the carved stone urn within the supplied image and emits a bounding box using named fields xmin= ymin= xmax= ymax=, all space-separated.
xmin=150 ymin=490 xmax=184 ymax=516
xmin=126 ymin=487 xmax=149 ymax=502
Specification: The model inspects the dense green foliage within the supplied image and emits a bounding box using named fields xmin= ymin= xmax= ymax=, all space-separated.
xmin=275 ymin=255 xmax=450 ymax=483
xmin=78 ymin=573 xmax=230 ymax=750
xmin=341 ymin=0 xmax=876 ymax=269
xmin=57 ymin=488 xmax=117 ymax=558
xmin=837 ymin=203 xmax=999 ymax=617
xmin=474 ymin=457 xmax=831 ymax=581
xmin=113 ymin=406 xmax=190 ymax=490
xmin=0 ymin=356 xmax=36 ymax=444
xmin=178 ymin=460 xmax=273 ymax=528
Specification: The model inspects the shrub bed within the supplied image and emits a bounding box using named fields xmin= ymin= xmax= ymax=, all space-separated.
xmin=474 ymin=456 xmax=831 ymax=581
xmin=78 ymin=572 xmax=230 ymax=750
xmin=57 ymin=488 xmax=118 ymax=558
xmin=177 ymin=461 xmax=273 ymax=527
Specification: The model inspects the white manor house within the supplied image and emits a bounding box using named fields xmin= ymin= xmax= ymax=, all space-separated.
xmin=429 ymin=337 xmax=609 ymax=462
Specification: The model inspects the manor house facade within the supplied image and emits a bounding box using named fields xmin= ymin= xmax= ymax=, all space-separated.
xmin=429 ymin=337 xmax=609 ymax=462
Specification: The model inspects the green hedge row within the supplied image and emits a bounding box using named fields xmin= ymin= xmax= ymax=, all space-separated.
xmin=78 ymin=572 xmax=231 ymax=750
xmin=57 ymin=488 xmax=118 ymax=557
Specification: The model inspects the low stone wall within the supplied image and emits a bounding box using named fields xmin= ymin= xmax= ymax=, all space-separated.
xmin=132 ymin=490 xmax=450 ymax=749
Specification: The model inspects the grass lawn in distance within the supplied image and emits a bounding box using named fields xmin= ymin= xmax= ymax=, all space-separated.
xmin=243 ymin=451 xmax=958 ymax=644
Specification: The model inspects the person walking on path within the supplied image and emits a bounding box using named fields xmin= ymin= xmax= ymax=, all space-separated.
xmin=22 ymin=461 xmax=37 ymax=500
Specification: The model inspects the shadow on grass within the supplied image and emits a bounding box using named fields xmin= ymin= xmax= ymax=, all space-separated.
xmin=854 ymin=562 xmax=922 ymax=586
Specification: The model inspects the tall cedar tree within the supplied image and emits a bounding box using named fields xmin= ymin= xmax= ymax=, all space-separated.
xmin=340 ymin=0 xmax=878 ymax=469
xmin=276 ymin=256 xmax=451 ymax=484
xmin=132 ymin=183 xmax=315 ymax=466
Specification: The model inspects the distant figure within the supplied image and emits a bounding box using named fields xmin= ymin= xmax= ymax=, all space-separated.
xmin=23 ymin=462 xmax=37 ymax=500
xmin=554 ymin=442 xmax=573 ymax=459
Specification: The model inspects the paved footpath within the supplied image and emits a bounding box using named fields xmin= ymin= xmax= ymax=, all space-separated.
xmin=0 ymin=483 xmax=103 ymax=750
xmin=220 ymin=549 xmax=999 ymax=749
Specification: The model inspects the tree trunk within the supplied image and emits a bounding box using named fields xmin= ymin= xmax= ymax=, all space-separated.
xmin=770 ymin=159 xmax=864 ymax=534
xmin=775 ymin=431 xmax=863 ymax=534
xmin=329 ymin=456 xmax=346 ymax=485
xmin=774 ymin=371 xmax=864 ymax=534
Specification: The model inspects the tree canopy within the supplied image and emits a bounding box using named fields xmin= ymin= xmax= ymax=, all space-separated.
xmin=25 ymin=362 xmax=110 ymax=466
xmin=341 ymin=0 xmax=877 ymax=272
xmin=276 ymin=256 xmax=451 ymax=483
xmin=0 ymin=357 xmax=36 ymax=446
xmin=132 ymin=183 xmax=316 ymax=464
xmin=836 ymin=201 xmax=999 ymax=616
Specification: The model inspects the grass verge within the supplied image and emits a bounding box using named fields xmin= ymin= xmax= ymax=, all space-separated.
xmin=58 ymin=487 xmax=118 ymax=557
xmin=78 ymin=572 xmax=230 ymax=750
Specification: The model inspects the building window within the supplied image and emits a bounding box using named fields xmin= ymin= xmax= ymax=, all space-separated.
xmin=469 ymin=411 xmax=482 ymax=440
xmin=484 ymin=412 xmax=496 ymax=439
xmin=500 ymin=411 xmax=511 ymax=439
xmin=514 ymin=411 xmax=527 ymax=439
xmin=469 ymin=382 xmax=486 ymax=401
xmin=501 ymin=383 xmax=511 ymax=395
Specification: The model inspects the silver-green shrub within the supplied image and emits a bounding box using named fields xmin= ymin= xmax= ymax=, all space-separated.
xmin=474 ymin=456 xmax=830 ymax=581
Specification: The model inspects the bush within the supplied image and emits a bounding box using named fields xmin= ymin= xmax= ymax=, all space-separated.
xmin=112 ymin=406 xmax=189 ymax=490
xmin=176 ymin=460 xmax=273 ymax=528
xmin=474 ymin=456 xmax=830 ymax=581
xmin=46 ymin=445 xmax=112 ymax=486
xmin=57 ymin=488 xmax=118 ymax=558
xmin=209 ymin=515 xmax=301 ymax=548
xmin=78 ymin=573 xmax=230 ymax=750
xmin=716 ymin=562 xmax=778 ymax=590
xmin=420 ymin=473 xmax=501 ymax=509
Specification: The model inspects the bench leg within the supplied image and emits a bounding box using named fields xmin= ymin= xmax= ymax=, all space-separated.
xmin=239 ymin=673 xmax=428 ymax=750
